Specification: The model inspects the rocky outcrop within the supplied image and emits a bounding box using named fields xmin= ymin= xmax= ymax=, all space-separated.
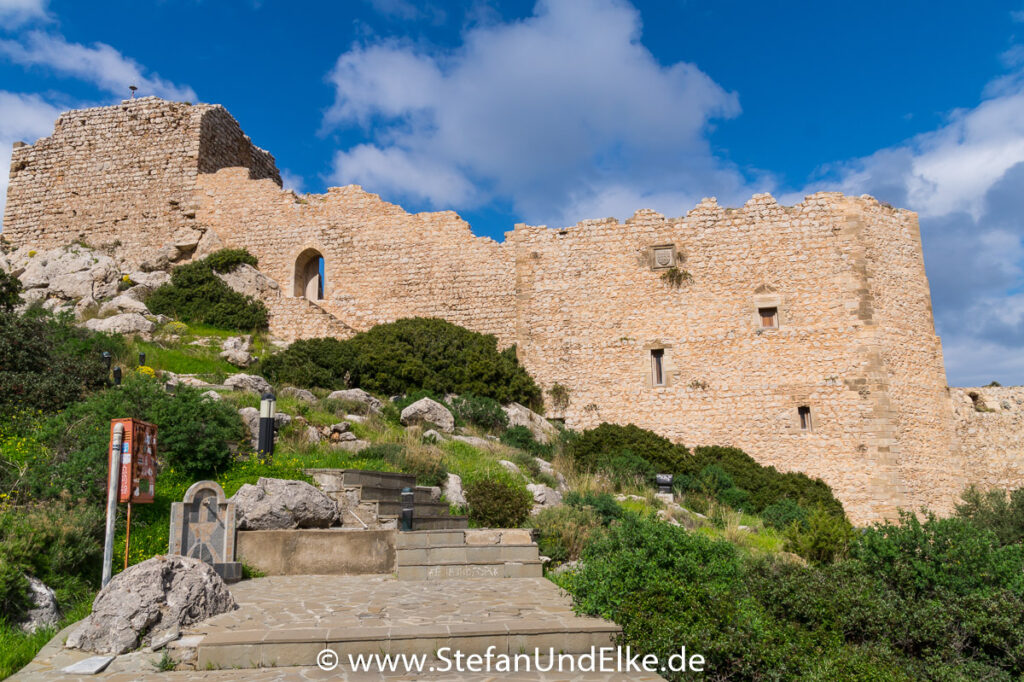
xmin=527 ymin=483 xmax=561 ymax=511
xmin=19 ymin=575 xmax=60 ymax=634
xmin=499 ymin=460 xmax=521 ymax=475
xmin=84 ymin=313 xmax=155 ymax=335
xmin=215 ymin=264 xmax=280 ymax=299
xmin=8 ymin=245 xmax=121 ymax=303
xmin=442 ymin=473 xmax=466 ymax=507
xmin=280 ymin=386 xmax=317 ymax=403
xmin=503 ymin=403 xmax=558 ymax=444
xmin=326 ymin=388 xmax=382 ymax=414
xmin=97 ymin=294 xmax=149 ymax=317
xmin=232 ymin=477 xmax=338 ymax=529
xmin=224 ymin=373 xmax=272 ymax=394
xmin=65 ymin=555 xmax=235 ymax=655
xmin=400 ymin=398 xmax=454 ymax=433
xmin=219 ymin=336 xmax=254 ymax=368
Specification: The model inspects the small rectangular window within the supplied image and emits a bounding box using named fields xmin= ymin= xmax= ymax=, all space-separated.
xmin=651 ymin=349 xmax=665 ymax=386
xmin=759 ymin=306 xmax=778 ymax=328
xmin=798 ymin=406 xmax=812 ymax=431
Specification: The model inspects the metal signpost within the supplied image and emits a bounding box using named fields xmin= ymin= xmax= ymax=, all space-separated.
xmin=101 ymin=418 xmax=158 ymax=585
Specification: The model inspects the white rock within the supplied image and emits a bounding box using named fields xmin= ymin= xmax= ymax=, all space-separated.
xmin=224 ymin=373 xmax=272 ymax=394
xmin=527 ymin=483 xmax=562 ymax=511
xmin=232 ymin=477 xmax=338 ymax=530
xmin=98 ymin=294 xmax=149 ymax=317
xmin=84 ymin=313 xmax=155 ymax=335
xmin=280 ymin=386 xmax=317 ymax=403
xmin=442 ymin=473 xmax=466 ymax=507
xmin=503 ymin=402 xmax=558 ymax=444
xmin=201 ymin=390 xmax=222 ymax=401
xmin=19 ymin=575 xmax=60 ymax=634
xmin=127 ymin=271 xmax=171 ymax=288
xmin=215 ymin=263 xmax=280 ymax=299
xmin=453 ymin=435 xmax=492 ymax=448
xmin=499 ymin=460 xmax=521 ymax=474
xmin=326 ymin=388 xmax=382 ymax=414
xmin=400 ymin=398 xmax=454 ymax=432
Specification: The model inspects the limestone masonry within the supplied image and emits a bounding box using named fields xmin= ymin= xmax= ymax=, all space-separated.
xmin=3 ymin=97 xmax=1019 ymax=524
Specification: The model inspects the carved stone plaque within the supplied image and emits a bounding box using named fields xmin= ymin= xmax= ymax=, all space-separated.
xmin=653 ymin=246 xmax=675 ymax=269
xmin=169 ymin=480 xmax=241 ymax=582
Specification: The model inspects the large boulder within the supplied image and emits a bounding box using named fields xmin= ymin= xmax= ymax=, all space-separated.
xmin=84 ymin=313 xmax=155 ymax=335
xmin=400 ymin=398 xmax=454 ymax=433
xmin=127 ymin=271 xmax=171 ymax=289
xmin=503 ymin=403 xmax=558 ymax=444
xmin=280 ymin=386 xmax=317 ymax=403
xmin=97 ymin=294 xmax=149 ymax=317
xmin=527 ymin=483 xmax=562 ymax=511
xmin=215 ymin=264 xmax=280 ymax=299
xmin=19 ymin=575 xmax=60 ymax=634
xmin=326 ymin=388 xmax=382 ymax=414
xmin=65 ymin=555 xmax=235 ymax=655
xmin=219 ymin=336 xmax=254 ymax=368
xmin=13 ymin=245 xmax=120 ymax=301
xmin=232 ymin=477 xmax=338 ymax=530
xmin=224 ymin=373 xmax=272 ymax=394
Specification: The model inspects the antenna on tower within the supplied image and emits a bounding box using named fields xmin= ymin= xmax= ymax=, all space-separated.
xmin=129 ymin=85 xmax=138 ymax=99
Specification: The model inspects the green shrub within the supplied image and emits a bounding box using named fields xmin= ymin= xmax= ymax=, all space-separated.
xmin=563 ymin=490 xmax=622 ymax=525
xmin=784 ymin=508 xmax=856 ymax=565
xmin=260 ymin=318 xmax=542 ymax=408
xmin=566 ymin=423 xmax=689 ymax=477
xmin=37 ymin=374 xmax=244 ymax=501
xmin=682 ymin=446 xmax=845 ymax=517
xmin=528 ymin=505 xmax=602 ymax=564
xmin=204 ymin=248 xmax=258 ymax=273
xmin=955 ymin=485 xmax=1024 ymax=546
xmin=146 ymin=252 xmax=268 ymax=331
xmin=0 ymin=310 xmax=123 ymax=414
xmin=449 ymin=394 xmax=508 ymax=431
xmin=0 ymin=270 xmax=21 ymax=312
xmin=762 ymin=498 xmax=810 ymax=530
xmin=464 ymin=477 xmax=533 ymax=528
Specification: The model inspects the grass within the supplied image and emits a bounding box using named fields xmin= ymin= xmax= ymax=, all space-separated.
xmin=0 ymin=595 xmax=93 ymax=679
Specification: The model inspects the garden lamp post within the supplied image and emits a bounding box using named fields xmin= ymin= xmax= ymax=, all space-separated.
xmin=113 ymin=366 xmax=122 ymax=386
xmin=139 ymin=352 xmax=146 ymax=367
xmin=102 ymin=351 xmax=112 ymax=384
xmin=656 ymin=473 xmax=674 ymax=495
xmin=400 ymin=487 xmax=414 ymax=531
xmin=258 ymin=392 xmax=276 ymax=458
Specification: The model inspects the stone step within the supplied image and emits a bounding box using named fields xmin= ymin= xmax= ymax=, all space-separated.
xmin=196 ymin=616 xmax=617 ymax=669
xmin=348 ymin=484 xmax=436 ymax=503
xmin=375 ymin=500 xmax=452 ymax=518
xmin=412 ymin=516 xmax=468 ymax=531
xmin=305 ymin=468 xmax=416 ymax=493
xmin=396 ymin=528 xmax=533 ymax=548
xmin=397 ymin=560 xmax=544 ymax=580
xmin=396 ymin=544 xmax=539 ymax=565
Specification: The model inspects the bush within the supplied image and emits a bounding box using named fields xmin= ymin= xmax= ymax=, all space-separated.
xmin=36 ymin=374 xmax=244 ymax=501
xmin=566 ymin=423 xmax=689 ymax=477
xmin=260 ymin=318 xmax=542 ymax=408
xmin=0 ymin=310 xmax=123 ymax=414
xmin=563 ymin=490 xmax=622 ymax=526
xmin=0 ymin=270 xmax=21 ymax=312
xmin=528 ymin=505 xmax=602 ymax=564
xmin=955 ymin=485 xmax=1024 ymax=546
xmin=464 ymin=477 xmax=533 ymax=528
xmin=146 ymin=252 xmax=268 ymax=331
xmin=784 ymin=508 xmax=856 ymax=565
xmin=682 ymin=446 xmax=845 ymax=517
xmin=204 ymin=248 xmax=258 ymax=273
xmin=449 ymin=394 xmax=508 ymax=431
xmin=762 ymin=498 xmax=810 ymax=530
xmin=499 ymin=425 xmax=553 ymax=459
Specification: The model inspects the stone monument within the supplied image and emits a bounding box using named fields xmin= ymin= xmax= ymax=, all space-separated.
xmin=169 ymin=480 xmax=241 ymax=582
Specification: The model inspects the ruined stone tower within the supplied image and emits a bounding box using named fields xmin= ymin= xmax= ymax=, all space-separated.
xmin=4 ymin=97 xmax=1005 ymax=524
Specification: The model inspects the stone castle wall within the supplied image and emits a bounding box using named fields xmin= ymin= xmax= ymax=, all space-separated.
xmin=2 ymin=97 xmax=1020 ymax=523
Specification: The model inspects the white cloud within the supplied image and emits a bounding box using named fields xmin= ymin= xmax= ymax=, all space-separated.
xmin=362 ymin=0 xmax=445 ymax=23
xmin=279 ymin=169 xmax=306 ymax=194
xmin=0 ymin=90 xmax=62 ymax=223
xmin=0 ymin=31 xmax=195 ymax=101
xmin=0 ymin=0 xmax=48 ymax=28
xmin=325 ymin=0 xmax=746 ymax=226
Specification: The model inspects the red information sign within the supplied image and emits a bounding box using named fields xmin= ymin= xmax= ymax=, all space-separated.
xmin=108 ymin=418 xmax=157 ymax=504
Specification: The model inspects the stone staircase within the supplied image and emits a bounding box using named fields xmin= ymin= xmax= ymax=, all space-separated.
xmin=397 ymin=529 xmax=543 ymax=580
xmin=306 ymin=468 xmax=468 ymax=531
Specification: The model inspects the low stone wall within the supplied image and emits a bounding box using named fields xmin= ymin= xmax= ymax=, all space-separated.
xmin=952 ymin=386 xmax=1024 ymax=497
xmin=236 ymin=529 xmax=396 ymax=575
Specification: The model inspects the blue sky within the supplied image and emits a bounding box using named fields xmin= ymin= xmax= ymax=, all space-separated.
xmin=1 ymin=0 xmax=1023 ymax=386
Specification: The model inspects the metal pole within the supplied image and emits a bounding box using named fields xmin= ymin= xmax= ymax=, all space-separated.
xmin=102 ymin=423 xmax=124 ymax=587
xmin=400 ymin=487 xmax=414 ymax=531
xmin=123 ymin=503 xmax=132 ymax=570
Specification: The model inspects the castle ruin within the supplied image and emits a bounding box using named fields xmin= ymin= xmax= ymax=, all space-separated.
xmin=4 ymin=97 xmax=1022 ymax=524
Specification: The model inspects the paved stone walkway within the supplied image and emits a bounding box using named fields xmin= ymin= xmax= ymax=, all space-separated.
xmin=12 ymin=576 xmax=664 ymax=681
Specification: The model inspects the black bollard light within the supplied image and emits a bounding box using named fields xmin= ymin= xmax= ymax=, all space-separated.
xmin=112 ymin=366 xmax=122 ymax=386
xmin=656 ymin=473 xmax=673 ymax=495
xmin=138 ymin=352 xmax=146 ymax=367
xmin=400 ymin=487 xmax=414 ymax=531
xmin=102 ymin=351 xmax=112 ymax=384
xmin=257 ymin=391 xmax=276 ymax=459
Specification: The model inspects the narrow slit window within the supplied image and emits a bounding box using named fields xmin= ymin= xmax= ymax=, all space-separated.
xmin=651 ymin=349 xmax=665 ymax=386
xmin=798 ymin=406 xmax=812 ymax=431
xmin=759 ymin=306 xmax=779 ymax=328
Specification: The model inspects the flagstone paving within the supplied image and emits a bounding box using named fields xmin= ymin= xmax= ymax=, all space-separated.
xmin=12 ymin=576 xmax=664 ymax=681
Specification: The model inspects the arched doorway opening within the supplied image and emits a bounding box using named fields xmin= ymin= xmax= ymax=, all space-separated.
xmin=294 ymin=248 xmax=325 ymax=300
